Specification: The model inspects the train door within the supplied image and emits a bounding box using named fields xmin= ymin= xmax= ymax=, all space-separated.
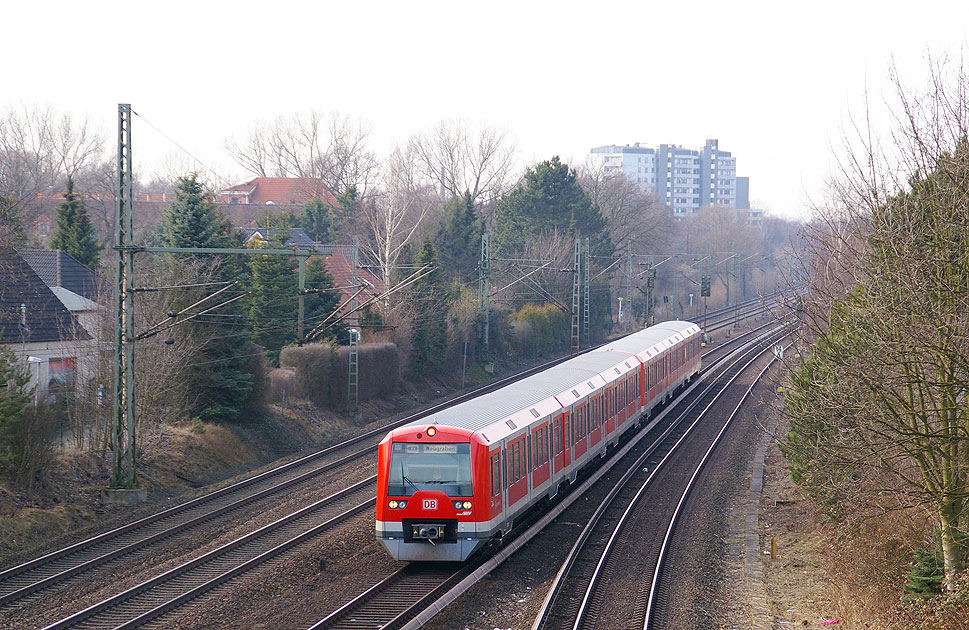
xmin=489 ymin=448 xmax=502 ymax=517
xmin=561 ymin=411 xmax=572 ymax=468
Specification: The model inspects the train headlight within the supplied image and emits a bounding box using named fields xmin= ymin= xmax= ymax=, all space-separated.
xmin=427 ymin=426 xmax=437 ymax=437
xmin=389 ymin=500 xmax=398 ymax=509
xmin=397 ymin=500 xmax=407 ymax=508
xmin=462 ymin=501 xmax=472 ymax=509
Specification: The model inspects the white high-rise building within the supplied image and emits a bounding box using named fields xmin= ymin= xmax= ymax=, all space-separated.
xmin=590 ymin=139 xmax=745 ymax=220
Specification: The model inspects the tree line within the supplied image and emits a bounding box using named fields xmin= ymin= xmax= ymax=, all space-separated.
xmin=0 ymin=108 xmax=796 ymax=492
xmin=781 ymin=58 xmax=969 ymax=620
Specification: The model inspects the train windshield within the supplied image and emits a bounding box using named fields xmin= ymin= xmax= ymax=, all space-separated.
xmin=387 ymin=442 xmax=473 ymax=497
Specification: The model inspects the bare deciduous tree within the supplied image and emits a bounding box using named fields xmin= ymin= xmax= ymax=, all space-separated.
xmin=408 ymin=119 xmax=516 ymax=208
xmin=0 ymin=105 xmax=104 ymax=203
xmin=579 ymin=160 xmax=671 ymax=254
xmin=225 ymin=110 xmax=379 ymax=196
xmin=360 ymin=146 xmax=439 ymax=304
xmin=782 ymin=56 xmax=969 ymax=591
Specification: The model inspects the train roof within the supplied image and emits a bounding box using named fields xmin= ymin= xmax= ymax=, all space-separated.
xmin=402 ymin=321 xmax=700 ymax=444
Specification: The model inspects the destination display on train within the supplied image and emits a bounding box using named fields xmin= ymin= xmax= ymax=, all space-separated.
xmin=396 ymin=443 xmax=460 ymax=454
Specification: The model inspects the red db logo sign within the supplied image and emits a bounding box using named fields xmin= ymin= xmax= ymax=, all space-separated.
xmin=422 ymin=499 xmax=437 ymax=510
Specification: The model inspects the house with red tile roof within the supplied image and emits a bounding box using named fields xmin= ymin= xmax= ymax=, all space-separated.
xmin=216 ymin=177 xmax=337 ymax=207
xmin=319 ymin=250 xmax=383 ymax=309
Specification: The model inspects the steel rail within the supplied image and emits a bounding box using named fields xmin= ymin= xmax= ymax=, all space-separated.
xmin=572 ymin=334 xmax=784 ymax=629
xmin=642 ymin=346 xmax=785 ymax=630
xmin=314 ymin=324 xmax=786 ymax=630
xmin=3 ymin=289 xmax=786 ymax=604
xmin=529 ymin=326 xmax=787 ymax=630
xmin=0 ymin=342 xmax=619 ymax=607
xmin=11 ymin=295 xmax=786 ymax=628
xmin=41 ymin=479 xmax=376 ymax=630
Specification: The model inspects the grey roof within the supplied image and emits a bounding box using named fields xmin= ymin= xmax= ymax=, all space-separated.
xmin=237 ymin=229 xmax=379 ymax=266
xmin=50 ymin=287 xmax=102 ymax=312
xmin=240 ymin=227 xmax=317 ymax=250
xmin=0 ymin=250 xmax=90 ymax=344
xmin=410 ymin=321 xmax=699 ymax=435
xmin=19 ymin=249 xmax=100 ymax=300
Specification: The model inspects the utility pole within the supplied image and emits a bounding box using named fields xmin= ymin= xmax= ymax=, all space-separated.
xmin=583 ymin=237 xmax=590 ymax=347
xmin=479 ymin=233 xmax=490 ymax=353
xmin=625 ymin=241 xmax=633 ymax=331
xmin=672 ymin=266 xmax=679 ymax=320
xmin=701 ymin=258 xmax=711 ymax=335
xmin=645 ymin=255 xmax=655 ymax=327
xmin=110 ymin=103 xmax=137 ymax=492
xmin=297 ymin=258 xmax=305 ymax=345
xmin=348 ymin=327 xmax=359 ymax=412
xmin=570 ymin=239 xmax=580 ymax=355
xmin=348 ymin=235 xmax=359 ymax=411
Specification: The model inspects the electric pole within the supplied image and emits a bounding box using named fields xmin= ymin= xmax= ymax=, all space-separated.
xmin=111 ymin=103 xmax=137 ymax=492
xmin=625 ymin=241 xmax=633 ymax=331
xmin=583 ymin=237 xmax=590 ymax=347
xmin=571 ymin=239 xmax=580 ymax=355
xmin=479 ymin=233 xmax=490 ymax=353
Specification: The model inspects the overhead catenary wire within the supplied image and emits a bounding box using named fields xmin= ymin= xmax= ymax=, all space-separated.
xmin=138 ymin=281 xmax=240 ymax=337
xmin=136 ymin=292 xmax=250 ymax=340
xmin=130 ymin=108 xmax=218 ymax=176
xmin=133 ymin=280 xmax=235 ymax=293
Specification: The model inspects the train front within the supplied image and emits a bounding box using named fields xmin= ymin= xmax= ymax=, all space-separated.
xmin=376 ymin=424 xmax=488 ymax=562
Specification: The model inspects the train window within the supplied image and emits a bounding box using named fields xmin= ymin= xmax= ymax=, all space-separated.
xmin=389 ymin=442 xmax=473 ymax=497
xmin=554 ymin=421 xmax=561 ymax=454
xmin=503 ymin=450 xmax=509 ymax=489
xmin=491 ymin=452 xmax=501 ymax=497
xmin=512 ymin=442 xmax=520 ymax=482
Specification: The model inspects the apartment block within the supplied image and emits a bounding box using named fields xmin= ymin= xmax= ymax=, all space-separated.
xmin=591 ymin=139 xmax=742 ymax=220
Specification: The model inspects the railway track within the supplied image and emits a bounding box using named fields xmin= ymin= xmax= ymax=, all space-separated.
xmin=531 ymin=331 xmax=785 ymax=629
xmin=2 ymin=343 xmax=633 ymax=625
xmin=642 ymin=348 xmax=783 ymax=629
xmin=13 ymin=298 xmax=784 ymax=629
xmin=308 ymin=324 xmax=789 ymax=630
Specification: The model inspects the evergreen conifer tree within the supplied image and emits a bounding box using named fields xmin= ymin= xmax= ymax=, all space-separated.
xmin=303 ymin=256 xmax=345 ymax=341
xmin=248 ymin=223 xmax=298 ymax=362
xmin=0 ymin=345 xmax=33 ymax=474
xmin=300 ymin=199 xmax=332 ymax=243
xmin=435 ymin=191 xmax=481 ymax=281
xmin=50 ymin=177 xmax=102 ymax=268
xmin=493 ymin=157 xmax=611 ymax=256
xmin=903 ymin=537 xmax=946 ymax=600
xmin=409 ymin=240 xmax=448 ymax=378
xmin=157 ymin=174 xmax=252 ymax=422
xmin=0 ymin=195 xmax=26 ymax=247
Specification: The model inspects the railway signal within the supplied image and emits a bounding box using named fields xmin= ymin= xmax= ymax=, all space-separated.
xmin=700 ymin=275 xmax=711 ymax=297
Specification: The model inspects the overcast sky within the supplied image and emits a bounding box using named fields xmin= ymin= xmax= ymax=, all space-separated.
xmin=4 ymin=1 xmax=967 ymax=220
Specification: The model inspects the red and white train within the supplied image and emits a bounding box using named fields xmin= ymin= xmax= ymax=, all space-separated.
xmin=375 ymin=320 xmax=702 ymax=561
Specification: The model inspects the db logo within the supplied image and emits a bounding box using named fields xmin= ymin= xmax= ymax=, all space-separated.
xmin=422 ymin=499 xmax=437 ymax=510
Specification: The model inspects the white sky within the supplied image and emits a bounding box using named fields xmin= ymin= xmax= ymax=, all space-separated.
xmin=3 ymin=0 xmax=968 ymax=220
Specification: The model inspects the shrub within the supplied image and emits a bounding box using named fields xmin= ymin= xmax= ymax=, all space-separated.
xmin=331 ymin=342 xmax=400 ymax=406
xmin=268 ymin=368 xmax=298 ymax=403
xmin=279 ymin=343 xmax=337 ymax=405
xmin=511 ymin=303 xmax=570 ymax=355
